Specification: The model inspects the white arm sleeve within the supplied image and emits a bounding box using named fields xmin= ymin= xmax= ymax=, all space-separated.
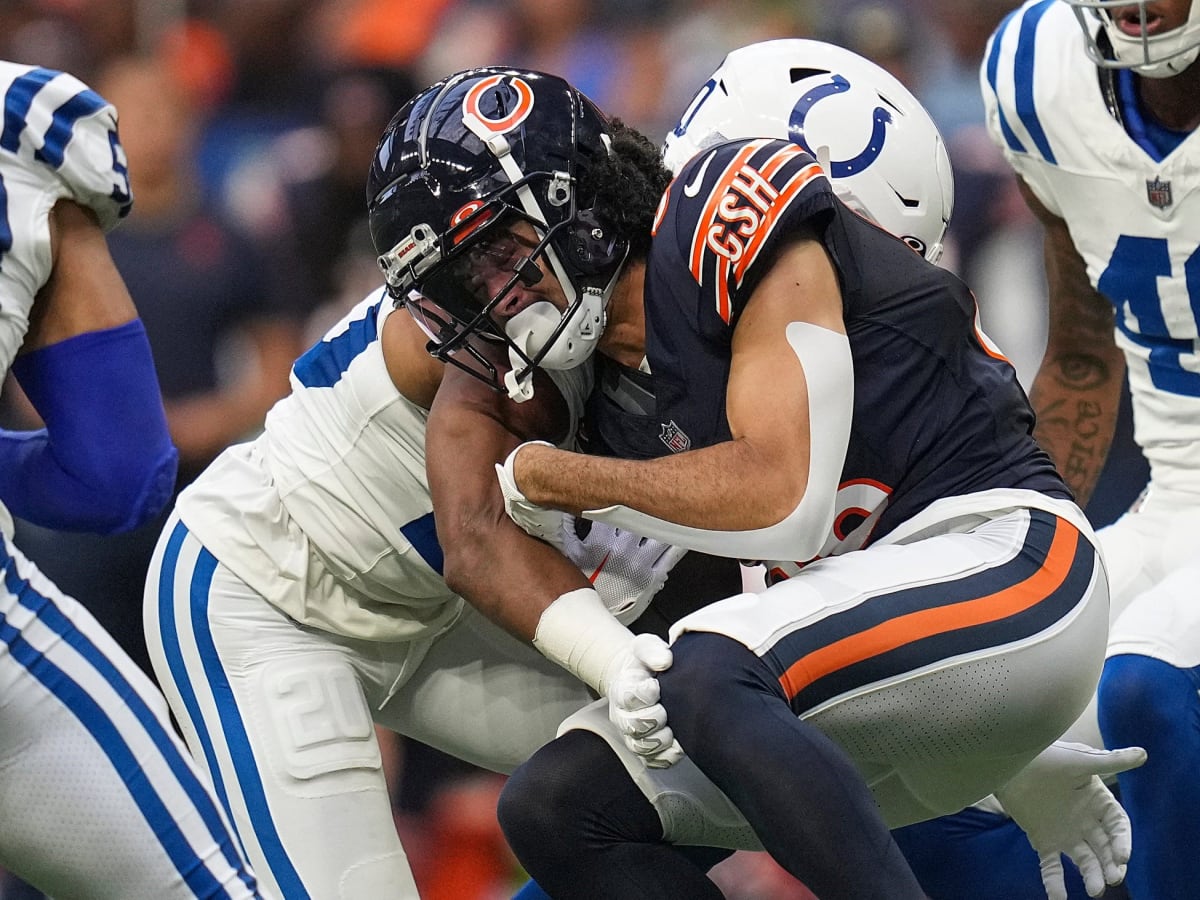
xmin=584 ymin=322 xmax=853 ymax=560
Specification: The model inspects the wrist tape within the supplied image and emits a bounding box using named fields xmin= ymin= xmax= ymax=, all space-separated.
xmin=533 ymin=587 xmax=635 ymax=696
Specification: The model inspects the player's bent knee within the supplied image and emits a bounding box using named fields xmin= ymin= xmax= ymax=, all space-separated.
xmin=497 ymin=744 xmax=569 ymax=850
xmin=497 ymin=731 xmax=620 ymax=842
xmin=499 ymin=730 xmax=664 ymax=860
xmin=659 ymin=632 xmax=783 ymax=747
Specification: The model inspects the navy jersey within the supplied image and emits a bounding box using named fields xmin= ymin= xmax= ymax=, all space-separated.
xmin=643 ymin=137 xmax=1068 ymax=557
xmin=580 ymin=355 xmax=663 ymax=459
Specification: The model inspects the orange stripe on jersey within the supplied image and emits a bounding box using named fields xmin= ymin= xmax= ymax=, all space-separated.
xmin=972 ymin=298 xmax=1011 ymax=363
xmin=731 ymin=161 xmax=824 ymax=287
xmin=843 ymin=477 xmax=891 ymax=491
xmin=759 ymin=142 xmax=808 ymax=181
xmin=778 ymin=517 xmax=1081 ymax=700
xmin=688 ymin=140 xmax=770 ymax=283
xmin=651 ymin=183 xmax=671 ymax=237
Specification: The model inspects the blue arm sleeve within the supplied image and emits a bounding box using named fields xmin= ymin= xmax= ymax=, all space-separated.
xmin=0 ymin=319 xmax=178 ymax=534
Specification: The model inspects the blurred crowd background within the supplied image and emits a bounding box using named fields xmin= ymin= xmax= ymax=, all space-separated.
xmin=0 ymin=1 xmax=1147 ymax=897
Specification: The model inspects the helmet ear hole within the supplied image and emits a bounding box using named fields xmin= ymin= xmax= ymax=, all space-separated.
xmin=567 ymin=209 xmax=624 ymax=276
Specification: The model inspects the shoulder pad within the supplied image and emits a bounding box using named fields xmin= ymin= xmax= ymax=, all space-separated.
xmin=0 ymin=62 xmax=131 ymax=230
xmin=665 ymin=138 xmax=833 ymax=322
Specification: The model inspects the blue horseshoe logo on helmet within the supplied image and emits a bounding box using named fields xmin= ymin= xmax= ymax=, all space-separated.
xmin=787 ymin=74 xmax=892 ymax=178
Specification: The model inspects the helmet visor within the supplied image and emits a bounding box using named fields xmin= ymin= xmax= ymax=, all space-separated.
xmin=402 ymin=290 xmax=507 ymax=388
xmin=417 ymin=207 xmax=563 ymax=337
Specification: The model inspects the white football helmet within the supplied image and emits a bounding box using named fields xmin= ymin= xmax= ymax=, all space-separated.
xmin=1063 ymin=0 xmax=1200 ymax=77
xmin=663 ymin=39 xmax=953 ymax=264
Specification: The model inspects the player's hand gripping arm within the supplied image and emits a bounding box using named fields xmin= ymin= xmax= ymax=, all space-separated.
xmin=1019 ymin=179 xmax=1126 ymax=507
xmin=426 ymin=357 xmax=681 ymax=766
xmin=995 ymin=740 xmax=1147 ymax=900
xmin=498 ymin=234 xmax=852 ymax=563
xmin=0 ymin=73 xmax=176 ymax=532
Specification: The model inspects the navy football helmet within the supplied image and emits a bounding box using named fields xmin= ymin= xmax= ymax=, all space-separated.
xmin=367 ymin=67 xmax=628 ymax=400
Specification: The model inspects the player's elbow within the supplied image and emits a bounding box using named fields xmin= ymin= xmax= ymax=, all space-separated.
xmin=110 ymin=444 xmax=179 ymax=532
xmin=77 ymin=444 xmax=179 ymax=534
xmin=739 ymin=513 xmax=828 ymax=563
xmin=717 ymin=477 xmax=834 ymax=562
xmin=438 ymin=517 xmax=499 ymax=600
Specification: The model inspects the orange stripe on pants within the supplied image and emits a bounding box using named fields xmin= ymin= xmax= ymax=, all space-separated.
xmin=779 ymin=519 xmax=1080 ymax=700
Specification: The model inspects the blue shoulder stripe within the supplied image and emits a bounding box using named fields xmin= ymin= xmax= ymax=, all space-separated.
xmin=985 ymin=10 xmax=1027 ymax=154
xmin=0 ymin=67 xmax=57 ymax=154
xmin=2 ymin=68 xmax=110 ymax=170
xmin=292 ymin=297 xmax=382 ymax=388
xmin=1013 ymin=0 xmax=1058 ymax=164
xmin=986 ymin=0 xmax=1058 ymax=166
xmin=35 ymin=87 xmax=108 ymax=168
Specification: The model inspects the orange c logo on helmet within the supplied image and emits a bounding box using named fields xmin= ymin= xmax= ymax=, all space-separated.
xmin=462 ymin=74 xmax=535 ymax=135
xmin=450 ymin=200 xmax=494 ymax=244
xmin=451 ymin=200 xmax=485 ymax=227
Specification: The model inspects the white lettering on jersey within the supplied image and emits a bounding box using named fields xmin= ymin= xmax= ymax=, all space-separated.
xmin=983 ymin=0 xmax=1200 ymax=477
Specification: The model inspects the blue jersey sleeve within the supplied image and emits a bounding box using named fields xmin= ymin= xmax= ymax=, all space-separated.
xmin=0 ymin=320 xmax=177 ymax=534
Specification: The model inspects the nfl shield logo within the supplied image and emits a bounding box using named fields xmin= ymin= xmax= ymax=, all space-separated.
xmin=1146 ymin=177 xmax=1173 ymax=209
xmin=659 ymin=420 xmax=691 ymax=453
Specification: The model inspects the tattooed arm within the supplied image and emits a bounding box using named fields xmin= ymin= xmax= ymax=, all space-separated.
xmin=1019 ymin=178 xmax=1126 ymax=507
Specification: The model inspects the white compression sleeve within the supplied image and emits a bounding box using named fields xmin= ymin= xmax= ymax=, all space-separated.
xmin=584 ymin=322 xmax=853 ymax=560
xmin=532 ymin=587 xmax=635 ymax=696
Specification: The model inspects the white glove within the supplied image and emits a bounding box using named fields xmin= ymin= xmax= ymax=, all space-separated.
xmin=995 ymin=741 xmax=1147 ymax=900
xmin=534 ymin=591 xmax=681 ymax=769
xmin=495 ymin=441 xmax=564 ymax=548
xmin=606 ymin=633 xmax=683 ymax=769
xmin=559 ymin=516 xmax=688 ymax=624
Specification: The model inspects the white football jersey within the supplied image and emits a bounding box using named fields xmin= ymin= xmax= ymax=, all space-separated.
xmin=983 ymin=1 xmax=1200 ymax=485
xmin=177 ymin=289 xmax=593 ymax=642
xmin=0 ymin=61 xmax=132 ymax=535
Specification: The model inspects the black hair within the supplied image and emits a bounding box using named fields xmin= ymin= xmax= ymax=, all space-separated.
xmin=577 ymin=118 xmax=671 ymax=261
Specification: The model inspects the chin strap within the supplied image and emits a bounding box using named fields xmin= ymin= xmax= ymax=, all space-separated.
xmin=504 ymin=368 xmax=537 ymax=402
xmin=503 ymin=291 xmax=607 ymax=402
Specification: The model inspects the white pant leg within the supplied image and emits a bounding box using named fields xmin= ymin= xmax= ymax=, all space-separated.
xmin=1060 ymin=487 xmax=1200 ymax=747
xmin=376 ymin=602 xmax=596 ymax=774
xmin=0 ymin=532 xmax=257 ymax=900
xmin=144 ymin=514 xmax=415 ymax=900
xmin=1099 ymin=487 xmax=1200 ymax=667
xmin=570 ymin=508 xmax=1109 ymax=840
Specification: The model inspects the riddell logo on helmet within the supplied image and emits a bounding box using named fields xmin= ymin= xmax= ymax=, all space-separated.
xmin=462 ymin=74 xmax=535 ymax=136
